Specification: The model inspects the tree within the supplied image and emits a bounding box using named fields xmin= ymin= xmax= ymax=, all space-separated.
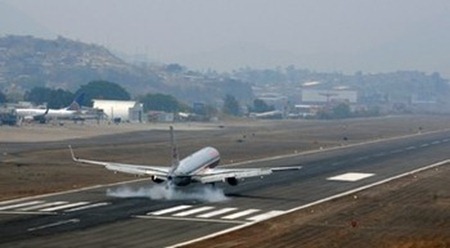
xmin=25 ymin=87 xmax=52 ymax=105
xmin=0 ymin=91 xmax=6 ymax=104
xmin=24 ymin=87 xmax=74 ymax=108
xmin=165 ymin=63 xmax=184 ymax=74
xmin=47 ymin=89 xmax=75 ymax=108
xmin=251 ymin=99 xmax=274 ymax=113
xmin=222 ymin=94 xmax=240 ymax=116
xmin=140 ymin=93 xmax=181 ymax=112
xmin=332 ymin=103 xmax=351 ymax=119
xmin=75 ymin=80 xmax=130 ymax=106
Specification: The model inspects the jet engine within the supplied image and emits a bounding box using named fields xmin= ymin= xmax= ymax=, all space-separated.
xmin=171 ymin=176 xmax=192 ymax=186
xmin=225 ymin=177 xmax=238 ymax=186
xmin=151 ymin=175 xmax=165 ymax=184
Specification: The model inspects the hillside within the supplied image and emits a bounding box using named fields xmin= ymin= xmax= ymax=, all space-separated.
xmin=1 ymin=35 xmax=450 ymax=114
xmin=0 ymin=35 xmax=253 ymax=105
xmin=0 ymin=36 xmax=157 ymax=91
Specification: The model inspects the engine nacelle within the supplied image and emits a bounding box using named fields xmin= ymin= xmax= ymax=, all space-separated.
xmin=151 ymin=176 xmax=165 ymax=184
xmin=171 ymin=176 xmax=192 ymax=187
xmin=225 ymin=177 xmax=238 ymax=186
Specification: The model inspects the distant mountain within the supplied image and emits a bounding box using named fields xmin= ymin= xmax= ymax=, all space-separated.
xmin=0 ymin=35 xmax=160 ymax=91
xmin=0 ymin=35 xmax=253 ymax=105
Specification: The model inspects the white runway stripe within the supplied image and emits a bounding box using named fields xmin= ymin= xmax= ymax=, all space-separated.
xmin=0 ymin=201 xmax=45 ymax=211
xmin=222 ymin=209 xmax=261 ymax=220
xmin=144 ymin=205 xmax=285 ymax=222
xmin=173 ymin=206 xmax=215 ymax=217
xmin=149 ymin=205 xmax=192 ymax=216
xmin=197 ymin=208 xmax=237 ymax=218
xmin=19 ymin=201 xmax=68 ymax=211
xmin=327 ymin=172 xmax=375 ymax=182
xmin=64 ymin=202 xmax=110 ymax=212
xmin=246 ymin=210 xmax=285 ymax=222
xmin=40 ymin=202 xmax=90 ymax=212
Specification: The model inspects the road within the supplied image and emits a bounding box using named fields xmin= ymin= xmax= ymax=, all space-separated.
xmin=1 ymin=129 xmax=450 ymax=247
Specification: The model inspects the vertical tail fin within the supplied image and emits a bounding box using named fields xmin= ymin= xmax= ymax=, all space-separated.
xmin=170 ymin=126 xmax=180 ymax=171
xmin=66 ymin=93 xmax=85 ymax=111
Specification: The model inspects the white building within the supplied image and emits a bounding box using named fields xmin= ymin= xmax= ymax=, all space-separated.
xmin=301 ymin=89 xmax=357 ymax=104
xmin=92 ymin=99 xmax=144 ymax=122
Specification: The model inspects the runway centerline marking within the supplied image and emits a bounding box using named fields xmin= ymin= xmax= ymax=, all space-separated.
xmin=27 ymin=218 xmax=80 ymax=232
xmin=327 ymin=172 xmax=375 ymax=182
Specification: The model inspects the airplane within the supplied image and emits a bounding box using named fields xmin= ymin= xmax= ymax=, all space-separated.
xmin=69 ymin=126 xmax=301 ymax=187
xmin=249 ymin=110 xmax=283 ymax=119
xmin=16 ymin=93 xmax=84 ymax=123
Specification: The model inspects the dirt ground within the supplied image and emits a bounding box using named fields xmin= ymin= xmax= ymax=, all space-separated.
xmin=1 ymin=115 xmax=450 ymax=247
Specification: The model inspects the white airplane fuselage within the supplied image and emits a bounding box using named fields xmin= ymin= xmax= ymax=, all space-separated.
xmin=16 ymin=108 xmax=76 ymax=119
xmin=167 ymin=146 xmax=220 ymax=186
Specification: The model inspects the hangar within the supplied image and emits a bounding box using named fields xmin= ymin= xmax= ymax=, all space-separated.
xmin=92 ymin=99 xmax=144 ymax=123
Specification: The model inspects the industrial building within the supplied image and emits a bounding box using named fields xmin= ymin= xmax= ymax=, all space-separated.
xmin=92 ymin=99 xmax=144 ymax=123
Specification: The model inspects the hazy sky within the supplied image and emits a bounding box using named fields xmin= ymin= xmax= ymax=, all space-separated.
xmin=2 ymin=0 xmax=450 ymax=77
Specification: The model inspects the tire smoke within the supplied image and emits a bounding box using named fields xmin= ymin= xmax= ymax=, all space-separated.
xmin=106 ymin=184 xmax=228 ymax=203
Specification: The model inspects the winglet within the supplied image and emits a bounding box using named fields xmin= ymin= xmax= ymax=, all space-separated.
xmin=169 ymin=126 xmax=180 ymax=170
xmin=68 ymin=145 xmax=78 ymax=161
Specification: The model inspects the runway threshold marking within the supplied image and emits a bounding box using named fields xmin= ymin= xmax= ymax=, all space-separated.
xmin=145 ymin=205 xmax=283 ymax=223
xmin=64 ymin=202 xmax=111 ymax=212
xmin=327 ymin=172 xmax=375 ymax=182
xmin=0 ymin=200 xmax=110 ymax=215
xmin=149 ymin=205 xmax=192 ymax=216
xmin=19 ymin=201 xmax=68 ymax=211
xmin=197 ymin=208 xmax=237 ymax=218
xmin=135 ymin=215 xmax=247 ymax=225
xmin=246 ymin=210 xmax=285 ymax=222
xmin=173 ymin=206 xmax=215 ymax=217
xmin=221 ymin=209 xmax=261 ymax=220
xmin=40 ymin=202 xmax=90 ymax=212
xmin=0 ymin=201 xmax=45 ymax=211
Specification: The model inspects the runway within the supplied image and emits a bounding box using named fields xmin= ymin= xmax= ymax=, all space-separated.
xmin=1 ymin=129 xmax=450 ymax=247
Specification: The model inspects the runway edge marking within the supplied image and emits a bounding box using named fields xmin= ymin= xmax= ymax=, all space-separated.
xmin=168 ymin=159 xmax=450 ymax=248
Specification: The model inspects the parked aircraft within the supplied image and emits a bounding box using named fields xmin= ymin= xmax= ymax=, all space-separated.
xmin=69 ymin=126 xmax=301 ymax=187
xmin=16 ymin=94 xmax=84 ymax=123
xmin=249 ymin=110 xmax=283 ymax=119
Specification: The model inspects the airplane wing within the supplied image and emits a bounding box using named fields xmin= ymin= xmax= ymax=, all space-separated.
xmin=193 ymin=166 xmax=301 ymax=184
xmin=69 ymin=146 xmax=170 ymax=177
